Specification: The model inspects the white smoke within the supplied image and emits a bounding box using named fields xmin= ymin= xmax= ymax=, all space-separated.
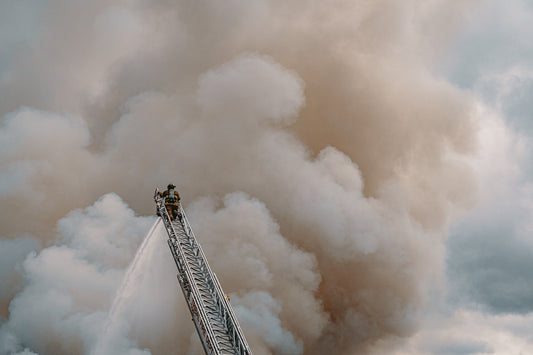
xmin=0 ymin=194 xmax=158 ymax=355
xmin=0 ymin=238 xmax=40 ymax=305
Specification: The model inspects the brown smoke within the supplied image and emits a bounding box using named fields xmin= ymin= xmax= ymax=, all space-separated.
xmin=0 ymin=0 xmax=481 ymax=354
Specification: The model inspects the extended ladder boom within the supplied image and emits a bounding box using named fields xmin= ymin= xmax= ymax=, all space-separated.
xmin=154 ymin=189 xmax=252 ymax=355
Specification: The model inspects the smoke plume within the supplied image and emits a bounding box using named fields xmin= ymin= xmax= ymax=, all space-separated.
xmin=0 ymin=1 xmax=480 ymax=354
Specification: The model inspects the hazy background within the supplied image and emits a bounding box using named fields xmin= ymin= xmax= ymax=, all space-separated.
xmin=0 ymin=0 xmax=532 ymax=354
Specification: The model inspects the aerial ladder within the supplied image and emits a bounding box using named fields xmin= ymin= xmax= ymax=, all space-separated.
xmin=154 ymin=189 xmax=253 ymax=355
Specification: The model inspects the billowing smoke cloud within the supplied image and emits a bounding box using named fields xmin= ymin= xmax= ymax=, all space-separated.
xmin=0 ymin=194 xmax=157 ymax=355
xmin=0 ymin=1 xmax=483 ymax=354
xmin=0 ymin=238 xmax=40 ymax=319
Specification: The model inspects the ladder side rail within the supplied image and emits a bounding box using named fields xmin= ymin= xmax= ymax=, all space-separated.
xmin=170 ymin=237 xmax=221 ymax=355
xmin=170 ymin=238 xmax=214 ymax=355
xmin=212 ymin=272 xmax=251 ymax=355
xmin=158 ymin=198 xmax=219 ymax=355
xmin=172 ymin=204 xmax=220 ymax=354
xmin=154 ymin=191 xmax=221 ymax=355
xmin=178 ymin=204 xmax=253 ymax=355
xmin=213 ymin=272 xmax=252 ymax=355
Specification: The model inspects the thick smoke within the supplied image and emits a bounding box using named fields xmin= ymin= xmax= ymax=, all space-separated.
xmin=1 ymin=1 xmax=481 ymax=354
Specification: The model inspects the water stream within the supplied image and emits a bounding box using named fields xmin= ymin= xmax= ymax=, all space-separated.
xmin=92 ymin=218 xmax=164 ymax=355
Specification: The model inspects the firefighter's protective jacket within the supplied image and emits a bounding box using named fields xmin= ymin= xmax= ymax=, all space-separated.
xmin=159 ymin=189 xmax=180 ymax=206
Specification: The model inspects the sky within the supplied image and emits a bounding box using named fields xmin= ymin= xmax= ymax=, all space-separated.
xmin=1 ymin=1 xmax=533 ymax=354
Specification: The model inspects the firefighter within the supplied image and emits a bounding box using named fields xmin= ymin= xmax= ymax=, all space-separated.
xmin=159 ymin=183 xmax=181 ymax=221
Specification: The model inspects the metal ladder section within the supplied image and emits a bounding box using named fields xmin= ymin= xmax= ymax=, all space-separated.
xmin=154 ymin=190 xmax=252 ymax=355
